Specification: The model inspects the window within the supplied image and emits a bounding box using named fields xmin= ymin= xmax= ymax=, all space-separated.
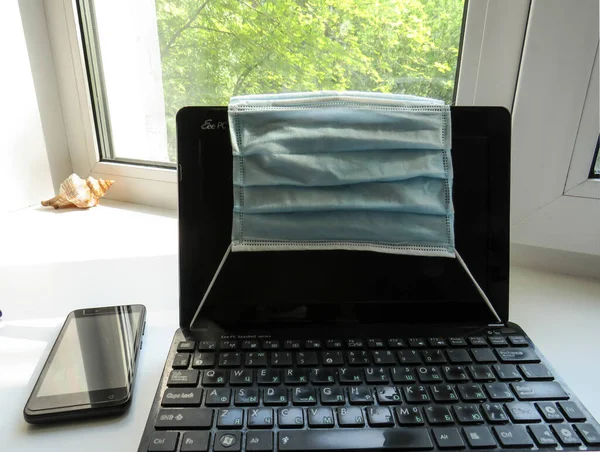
xmin=80 ymin=0 xmax=467 ymax=165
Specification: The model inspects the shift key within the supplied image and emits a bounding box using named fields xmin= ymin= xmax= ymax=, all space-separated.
xmin=155 ymin=408 xmax=213 ymax=429
xmin=510 ymin=382 xmax=568 ymax=401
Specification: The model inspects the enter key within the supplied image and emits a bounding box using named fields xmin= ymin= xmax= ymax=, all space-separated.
xmin=510 ymin=382 xmax=568 ymax=401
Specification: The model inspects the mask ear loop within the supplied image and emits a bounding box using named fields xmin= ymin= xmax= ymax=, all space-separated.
xmin=455 ymin=250 xmax=503 ymax=324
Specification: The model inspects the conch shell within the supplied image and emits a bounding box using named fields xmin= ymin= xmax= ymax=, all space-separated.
xmin=41 ymin=174 xmax=114 ymax=209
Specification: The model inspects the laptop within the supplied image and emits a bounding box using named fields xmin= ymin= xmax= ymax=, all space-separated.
xmin=137 ymin=106 xmax=600 ymax=452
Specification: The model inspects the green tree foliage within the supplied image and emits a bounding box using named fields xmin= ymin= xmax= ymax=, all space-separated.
xmin=156 ymin=0 xmax=465 ymax=161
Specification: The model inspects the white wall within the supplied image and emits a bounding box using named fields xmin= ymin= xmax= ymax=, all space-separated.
xmin=0 ymin=1 xmax=72 ymax=215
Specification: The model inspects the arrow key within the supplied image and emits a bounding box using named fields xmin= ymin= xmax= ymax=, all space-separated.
xmin=574 ymin=423 xmax=600 ymax=446
xmin=552 ymin=424 xmax=581 ymax=447
xmin=528 ymin=424 xmax=557 ymax=447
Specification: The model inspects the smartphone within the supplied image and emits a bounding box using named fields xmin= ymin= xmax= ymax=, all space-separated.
xmin=24 ymin=305 xmax=146 ymax=424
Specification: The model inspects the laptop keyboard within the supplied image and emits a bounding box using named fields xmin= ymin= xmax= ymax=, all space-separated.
xmin=146 ymin=335 xmax=600 ymax=451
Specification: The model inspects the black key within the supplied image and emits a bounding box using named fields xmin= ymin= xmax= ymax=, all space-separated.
xmin=339 ymin=367 xmax=363 ymax=384
xmin=469 ymin=337 xmax=487 ymax=347
xmin=557 ymin=401 xmax=586 ymax=421
xmin=372 ymin=350 xmax=396 ymax=365
xmin=248 ymin=408 xmax=274 ymax=428
xmin=337 ymin=406 xmax=365 ymax=427
xmin=425 ymin=405 xmax=454 ymax=425
xmin=367 ymin=406 xmax=394 ymax=426
xmin=453 ymin=404 xmax=484 ymax=424
xmin=347 ymin=350 xmax=370 ymax=365
xmin=177 ymin=341 xmax=196 ymax=352
xmin=463 ymin=426 xmax=496 ymax=448
xmin=367 ymin=338 xmax=385 ymax=348
xmin=263 ymin=387 xmax=288 ymax=406
xmin=296 ymin=351 xmax=318 ymax=367
xmin=422 ymin=349 xmax=446 ymax=364
xmin=376 ymin=386 xmax=402 ymax=404
xmin=508 ymin=335 xmax=528 ymax=346
xmin=173 ymin=353 xmax=191 ymax=369
xmin=551 ymin=424 xmax=581 ymax=446
xmin=471 ymin=348 xmax=496 ymax=363
xmin=395 ymin=406 xmax=425 ymax=425
xmin=219 ymin=352 xmax=242 ymax=367
xmin=511 ymin=382 xmax=568 ymax=400
xmin=536 ymin=402 xmax=564 ymax=422
xmin=284 ymin=340 xmax=302 ymax=350
xmin=481 ymin=403 xmax=508 ymax=423
xmin=431 ymin=384 xmax=459 ymax=403
xmin=192 ymin=352 xmax=215 ymax=368
xmin=217 ymin=408 xmax=244 ymax=428
xmin=493 ymin=425 xmax=534 ymax=448
xmin=484 ymin=383 xmax=514 ymax=401
xmin=416 ymin=366 xmax=442 ymax=382
xmin=148 ymin=432 xmax=179 ymax=452
xmin=205 ymin=388 xmax=231 ymax=407
xmin=308 ymin=407 xmax=335 ymax=427
xmin=505 ymin=402 xmax=541 ymax=423
xmin=442 ymin=365 xmax=469 ymax=382
xmin=214 ymin=432 xmax=242 ymax=452
xmin=408 ymin=338 xmax=427 ymax=348
xmin=469 ymin=365 xmax=495 ymax=382
xmin=257 ymin=368 xmax=281 ymax=385
xmin=321 ymin=351 xmax=343 ymax=366
xmin=432 ymin=427 xmax=464 ymax=449
xmin=349 ymin=386 xmax=374 ymax=404
xmin=448 ymin=337 xmax=467 ymax=347
xmin=574 ymin=423 xmax=600 ymax=446
xmin=277 ymin=429 xmax=434 ymax=451
xmin=305 ymin=339 xmax=322 ymax=349
xmin=292 ymin=386 xmax=317 ymax=405
xmin=496 ymin=348 xmax=540 ymax=363
xmin=234 ymin=387 xmax=259 ymax=406
xmin=326 ymin=339 xmax=342 ymax=349
xmin=230 ymin=369 xmax=254 ymax=385
xmin=202 ymin=369 xmax=227 ymax=386
xmin=181 ymin=432 xmax=210 ymax=452
xmin=447 ymin=349 xmax=472 ymax=364
xmin=285 ymin=368 xmax=309 ymax=385
xmin=398 ymin=349 xmax=421 ymax=364
xmin=493 ymin=364 xmax=521 ymax=381
xmin=519 ymin=363 xmax=553 ymax=381
xmin=388 ymin=338 xmax=407 ymax=348
xmin=167 ymin=369 xmax=199 ymax=387
xmin=246 ymin=432 xmax=273 ymax=452
xmin=488 ymin=336 xmax=508 ymax=347
xmin=428 ymin=337 xmax=447 ymax=347
xmin=220 ymin=340 xmax=238 ymax=350
xmin=198 ymin=340 xmax=216 ymax=351
xmin=262 ymin=340 xmax=279 ymax=350
xmin=161 ymin=388 xmax=202 ymax=407
xmin=365 ymin=367 xmax=389 ymax=384
xmin=278 ymin=407 xmax=304 ymax=428
xmin=242 ymin=340 xmax=260 ymax=350
xmin=320 ymin=387 xmax=345 ymax=405
xmin=245 ymin=352 xmax=267 ymax=367
xmin=347 ymin=339 xmax=364 ymax=348
xmin=528 ymin=424 xmax=558 ymax=447
xmin=403 ymin=384 xmax=431 ymax=403
xmin=155 ymin=408 xmax=213 ymax=429
xmin=458 ymin=384 xmax=486 ymax=402
xmin=391 ymin=367 xmax=417 ymax=384
xmin=272 ymin=352 xmax=293 ymax=367
xmin=310 ymin=368 xmax=335 ymax=384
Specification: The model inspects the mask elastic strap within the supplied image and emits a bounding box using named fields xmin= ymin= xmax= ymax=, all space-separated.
xmin=455 ymin=250 xmax=503 ymax=324
xmin=190 ymin=243 xmax=232 ymax=328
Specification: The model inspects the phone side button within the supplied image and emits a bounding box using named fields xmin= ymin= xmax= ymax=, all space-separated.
xmin=148 ymin=431 xmax=179 ymax=451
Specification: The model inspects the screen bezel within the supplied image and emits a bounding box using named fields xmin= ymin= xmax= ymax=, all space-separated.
xmin=25 ymin=305 xmax=145 ymax=414
xmin=176 ymin=106 xmax=511 ymax=328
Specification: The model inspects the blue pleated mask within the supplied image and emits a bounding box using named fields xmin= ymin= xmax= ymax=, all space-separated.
xmin=228 ymin=91 xmax=455 ymax=257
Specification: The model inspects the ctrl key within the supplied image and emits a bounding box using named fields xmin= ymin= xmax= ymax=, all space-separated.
xmin=148 ymin=432 xmax=178 ymax=452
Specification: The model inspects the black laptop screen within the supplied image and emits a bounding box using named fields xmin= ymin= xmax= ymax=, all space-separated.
xmin=177 ymin=107 xmax=510 ymax=328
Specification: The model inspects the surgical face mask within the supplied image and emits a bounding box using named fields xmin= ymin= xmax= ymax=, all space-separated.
xmin=228 ymin=91 xmax=454 ymax=257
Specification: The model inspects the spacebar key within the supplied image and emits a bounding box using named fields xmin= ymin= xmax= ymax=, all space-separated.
xmin=278 ymin=429 xmax=433 ymax=451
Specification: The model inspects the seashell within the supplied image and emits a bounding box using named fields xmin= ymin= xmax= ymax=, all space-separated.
xmin=41 ymin=174 xmax=114 ymax=209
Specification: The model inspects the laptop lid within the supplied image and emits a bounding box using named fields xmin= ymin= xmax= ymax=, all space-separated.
xmin=177 ymin=106 xmax=510 ymax=329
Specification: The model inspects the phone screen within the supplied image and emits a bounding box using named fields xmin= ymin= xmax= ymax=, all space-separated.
xmin=27 ymin=305 xmax=144 ymax=412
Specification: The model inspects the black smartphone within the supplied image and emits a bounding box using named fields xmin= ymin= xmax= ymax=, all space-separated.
xmin=24 ymin=304 xmax=146 ymax=424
